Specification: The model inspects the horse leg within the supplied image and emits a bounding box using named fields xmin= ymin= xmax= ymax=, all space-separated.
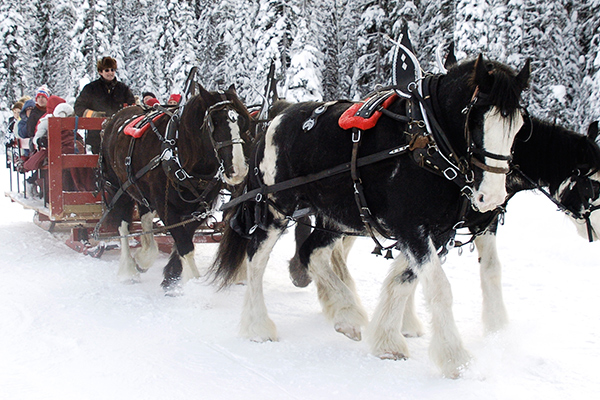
xmin=419 ymin=244 xmax=471 ymax=378
xmin=133 ymin=210 xmax=158 ymax=272
xmin=367 ymin=254 xmax=416 ymax=360
xmin=161 ymin=224 xmax=200 ymax=292
xmin=306 ymin=232 xmax=368 ymax=341
xmin=475 ymin=232 xmax=508 ymax=333
xmin=241 ymin=227 xmax=284 ymax=342
xmin=368 ymin=242 xmax=469 ymax=377
xmin=401 ymin=283 xmax=425 ymax=337
xmin=117 ymin=220 xmax=139 ymax=282
xmin=288 ymin=216 xmax=313 ymax=287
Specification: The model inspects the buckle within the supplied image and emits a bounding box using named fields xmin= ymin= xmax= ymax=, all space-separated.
xmin=352 ymin=129 xmax=361 ymax=143
xmin=443 ymin=167 xmax=458 ymax=180
xmin=461 ymin=186 xmax=474 ymax=197
xmin=175 ymin=169 xmax=191 ymax=181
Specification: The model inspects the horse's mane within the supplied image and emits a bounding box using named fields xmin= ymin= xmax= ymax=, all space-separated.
xmin=514 ymin=118 xmax=600 ymax=189
xmin=447 ymin=58 xmax=525 ymax=121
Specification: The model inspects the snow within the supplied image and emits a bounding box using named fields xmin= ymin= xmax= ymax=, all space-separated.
xmin=1 ymin=162 xmax=599 ymax=399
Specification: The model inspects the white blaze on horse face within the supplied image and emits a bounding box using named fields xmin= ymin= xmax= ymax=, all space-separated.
xmin=223 ymin=112 xmax=248 ymax=186
xmin=472 ymin=108 xmax=523 ymax=212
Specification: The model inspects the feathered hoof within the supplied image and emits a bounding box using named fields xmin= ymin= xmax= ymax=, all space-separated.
xmin=335 ymin=323 xmax=362 ymax=341
xmin=162 ymin=277 xmax=183 ymax=296
xmin=241 ymin=318 xmax=278 ymax=343
xmin=378 ymin=351 xmax=408 ymax=361
xmin=288 ymin=256 xmax=312 ymax=288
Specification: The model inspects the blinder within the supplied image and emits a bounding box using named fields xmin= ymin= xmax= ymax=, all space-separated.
xmin=202 ymin=100 xmax=247 ymax=153
xmin=462 ymin=88 xmax=526 ymax=175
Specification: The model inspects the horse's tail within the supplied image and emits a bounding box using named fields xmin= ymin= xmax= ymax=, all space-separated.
xmin=210 ymin=194 xmax=251 ymax=289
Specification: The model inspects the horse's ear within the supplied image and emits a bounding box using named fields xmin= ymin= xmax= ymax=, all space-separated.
xmin=516 ymin=58 xmax=531 ymax=90
xmin=587 ymin=121 xmax=599 ymax=142
xmin=444 ymin=42 xmax=457 ymax=69
xmin=228 ymin=84 xmax=237 ymax=94
xmin=198 ymin=84 xmax=211 ymax=99
xmin=474 ymin=54 xmax=493 ymax=91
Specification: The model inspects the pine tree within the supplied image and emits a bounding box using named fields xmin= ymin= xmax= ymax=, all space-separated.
xmin=351 ymin=0 xmax=394 ymax=99
xmin=0 ymin=0 xmax=30 ymax=108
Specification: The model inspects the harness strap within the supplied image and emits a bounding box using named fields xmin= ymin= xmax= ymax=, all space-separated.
xmin=125 ymin=136 xmax=151 ymax=208
xmin=350 ymin=128 xmax=393 ymax=253
xmin=222 ymin=143 xmax=411 ymax=212
xmin=94 ymin=153 xmax=162 ymax=239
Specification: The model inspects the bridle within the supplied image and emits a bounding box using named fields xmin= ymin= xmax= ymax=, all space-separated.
xmin=513 ymin=166 xmax=600 ymax=242
xmin=557 ymin=169 xmax=600 ymax=242
xmin=202 ymin=100 xmax=248 ymax=156
xmin=458 ymin=85 xmax=524 ymax=176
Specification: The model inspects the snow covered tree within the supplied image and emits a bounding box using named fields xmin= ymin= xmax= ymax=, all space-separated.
xmin=521 ymin=0 xmax=584 ymax=129
xmin=351 ymin=0 xmax=394 ymax=99
xmin=577 ymin=0 xmax=600 ymax=127
xmin=283 ymin=0 xmax=325 ymax=102
xmin=0 ymin=0 xmax=30 ymax=108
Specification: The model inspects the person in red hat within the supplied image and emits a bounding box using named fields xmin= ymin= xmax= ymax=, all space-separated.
xmin=167 ymin=94 xmax=181 ymax=106
xmin=74 ymin=56 xmax=135 ymax=153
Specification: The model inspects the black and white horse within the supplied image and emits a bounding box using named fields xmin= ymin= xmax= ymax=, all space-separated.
xmin=211 ymin=56 xmax=530 ymax=377
xmin=288 ymin=118 xmax=600 ymax=340
xmin=101 ymin=84 xmax=251 ymax=291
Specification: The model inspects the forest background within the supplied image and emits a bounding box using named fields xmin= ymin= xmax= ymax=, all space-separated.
xmin=1 ymin=0 xmax=599 ymax=134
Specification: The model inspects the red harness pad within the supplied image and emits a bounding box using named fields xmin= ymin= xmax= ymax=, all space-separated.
xmin=124 ymin=112 xmax=165 ymax=138
xmin=338 ymin=93 xmax=399 ymax=130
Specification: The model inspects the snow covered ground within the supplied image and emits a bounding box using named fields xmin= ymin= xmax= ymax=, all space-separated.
xmin=1 ymin=163 xmax=599 ymax=400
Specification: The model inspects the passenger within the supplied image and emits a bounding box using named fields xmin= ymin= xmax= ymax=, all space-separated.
xmin=167 ymin=94 xmax=181 ymax=106
xmin=142 ymin=91 xmax=158 ymax=106
xmin=74 ymin=56 xmax=135 ymax=153
xmin=26 ymin=86 xmax=50 ymax=139
xmin=17 ymin=99 xmax=35 ymax=139
xmin=6 ymin=101 xmax=23 ymax=143
xmin=32 ymin=95 xmax=68 ymax=149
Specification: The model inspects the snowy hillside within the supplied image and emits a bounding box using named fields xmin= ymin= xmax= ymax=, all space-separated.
xmin=1 ymin=161 xmax=599 ymax=399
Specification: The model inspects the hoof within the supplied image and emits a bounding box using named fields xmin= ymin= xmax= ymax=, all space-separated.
xmin=135 ymin=264 xmax=150 ymax=273
xmin=162 ymin=277 xmax=183 ymax=295
xmin=379 ymin=352 xmax=408 ymax=361
xmin=288 ymin=256 xmax=312 ymax=288
xmin=335 ymin=323 xmax=362 ymax=341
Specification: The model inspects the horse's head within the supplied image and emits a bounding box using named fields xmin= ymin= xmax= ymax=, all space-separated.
xmin=555 ymin=122 xmax=600 ymax=241
xmin=198 ymin=84 xmax=251 ymax=186
xmin=443 ymin=55 xmax=530 ymax=212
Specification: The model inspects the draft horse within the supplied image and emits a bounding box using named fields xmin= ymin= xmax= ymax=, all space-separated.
xmin=211 ymin=55 xmax=530 ymax=377
xmin=288 ymin=118 xmax=600 ymax=339
xmin=101 ymin=84 xmax=251 ymax=291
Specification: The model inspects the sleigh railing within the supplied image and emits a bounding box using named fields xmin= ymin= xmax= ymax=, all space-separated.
xmin=5 ymin=117 xmax=105 ymax=226
xmin=45 ymin=117 xmax=104 ymax=221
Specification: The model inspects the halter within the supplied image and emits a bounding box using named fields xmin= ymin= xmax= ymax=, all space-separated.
xmin=514 ymin=166 xmax=600 ymax=242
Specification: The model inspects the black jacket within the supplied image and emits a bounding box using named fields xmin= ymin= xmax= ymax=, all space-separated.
xmin=74 ymin=77 xmax=135 ymax=118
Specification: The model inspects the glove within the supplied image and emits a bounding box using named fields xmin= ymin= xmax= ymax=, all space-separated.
xmin=83 ymin=109 xmax=106 ymax=118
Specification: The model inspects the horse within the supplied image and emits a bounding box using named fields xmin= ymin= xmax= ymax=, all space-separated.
xmin=287 ymin=118 xmax=600 ymax=339
xmin=211 ymin=55 xmax=530 ymax=377
xmin=100 ymin=84 xmax=251 ymax=291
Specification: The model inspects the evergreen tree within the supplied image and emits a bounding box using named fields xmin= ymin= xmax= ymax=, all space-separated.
xmin=284 ymin=0 xmax=324 ymax=102
xmin=0 ymin=0 xmax=29 ymax=108
xmin=521 ymin=0 xmax=584 ymax=129
xmin=351 ymin=0 xmax=394 ymax=99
